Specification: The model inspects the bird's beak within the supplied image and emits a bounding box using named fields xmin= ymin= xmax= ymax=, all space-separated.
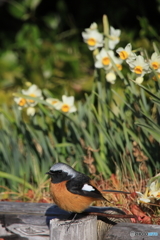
xmin=46 ymin=171 xmax=51 ymax=175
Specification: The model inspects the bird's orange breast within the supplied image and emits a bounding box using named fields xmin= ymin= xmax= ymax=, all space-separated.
xmin=50 ymin=181 xmax=99 ymax=213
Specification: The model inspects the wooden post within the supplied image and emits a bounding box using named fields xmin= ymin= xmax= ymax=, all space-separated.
xmin=50 ymin=215 xmax=97 ymax=240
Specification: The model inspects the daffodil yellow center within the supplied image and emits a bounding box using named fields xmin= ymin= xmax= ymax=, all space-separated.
xmin=87 ymin=38 xmax=96 ymax=46
xmin=119 ymin=51 xmax=128 ymax=60
xmin=19 ymin=98 xmax=27 ymax=106
xmin=102 ymin=57 xmax=110 ymax=65
xmin=116 ymin=64 xmax=122 ymax=70
xmin=134 ymin=66 xmax=143 ymax=74
xmin=52 ymin=100 xmax=58 ymax=104
xmin=152 ymin=61 xmax=159 ymax=70
xmin=61 ymin=104 xmax=70 ymax=112
xmin=28 ymin=93 xmax=36 ymax=103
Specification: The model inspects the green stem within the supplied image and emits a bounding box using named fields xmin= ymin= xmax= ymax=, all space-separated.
xmin=103 ymin=15 xmax=109 ymax=51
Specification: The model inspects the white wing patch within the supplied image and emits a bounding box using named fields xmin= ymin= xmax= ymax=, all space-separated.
xmin=82 ymin=184 xmax=95 ymax=192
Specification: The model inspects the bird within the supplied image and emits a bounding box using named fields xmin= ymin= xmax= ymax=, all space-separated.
xmin=46 ymin=163 xmax=130 ymax=213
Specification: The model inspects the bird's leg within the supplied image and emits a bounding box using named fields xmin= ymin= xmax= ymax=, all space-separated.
xmin=67 ymin=213 xmax=79 ymax=230
xmin=58 ymin=212 xmax=79 ymax=231
xmin=67 ymin=212 xmax=77 ymax=221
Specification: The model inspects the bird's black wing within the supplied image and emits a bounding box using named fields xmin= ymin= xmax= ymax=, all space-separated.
xmin=66 ymin=173 xmax=104 ymax=200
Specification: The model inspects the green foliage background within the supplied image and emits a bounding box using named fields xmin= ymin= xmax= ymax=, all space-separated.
xmin=0 ymin=0 xmax=160 ymax=198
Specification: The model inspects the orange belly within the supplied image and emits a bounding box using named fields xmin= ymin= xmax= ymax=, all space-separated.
xmin=50 ymin=181 xmax=98 ymax=213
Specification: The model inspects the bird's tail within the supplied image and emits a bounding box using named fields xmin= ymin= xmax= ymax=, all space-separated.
xmin=102 ymin=190 xmax=130 ymax=194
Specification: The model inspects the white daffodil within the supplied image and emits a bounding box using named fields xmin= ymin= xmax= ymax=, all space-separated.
xmin=46 ymin=98 xmax=61 ymax=109
xmin=116 ymin=43 xmax=136 ymax=61
xmin=106 ymin=71 xmax=116 ymax=84
xmin=95 ymin=48 xmax=114 ymax=70
xmin=108 ymin=26 xmax=121 ymax=50
xmin=22 ymin=84 xmax=43 ymax=107
xmin=127 ymin=55 xmax=150 ymax=76
xmin=55 ymin=95 xmax=77 ymax=113
xmin=148 ymin=181 xmax=160 ymax=199
xmin=82 ymin=28 xmax=103 ymax=51
xmin=111 ymin=55 xmax=123 ymax=71
xmin=14 ymin=97 xmax=28 ymax=110
xmin=149 ymin=52 xmax=160 ymax=70
xmin=84 ymin=22 xmax=98 ymax=32
xmin=136 ymin=192 xmax=151 ymax=204
xmin=152 ymin=68 xmax=160 ymax=81
xmin=26 ymin=107 xmax=36 ymax=116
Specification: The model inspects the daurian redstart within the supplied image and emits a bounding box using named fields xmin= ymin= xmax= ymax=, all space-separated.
xmin=46 ymin=163 xmax=130 ymax=213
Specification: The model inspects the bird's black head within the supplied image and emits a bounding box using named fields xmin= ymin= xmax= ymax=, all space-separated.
xmin=46 ymin=163 xmax=78 ymax=184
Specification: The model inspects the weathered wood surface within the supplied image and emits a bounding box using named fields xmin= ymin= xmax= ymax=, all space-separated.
xmin=105 ymin=222 xmax=160 ymax=240
xmin=50 ymin=216 xmax=97 ymax=240
xmin=0 ymin=202 xmax=159 ymax=240
xmin=0 ymin=202 xmax=54 ymax=216
xmin=0 ymin=202 xmax=131 ymax=239
xmin=0 ymin=201 xmax=119 ymax=216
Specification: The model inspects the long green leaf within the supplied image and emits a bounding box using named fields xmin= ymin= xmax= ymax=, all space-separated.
xmin=0 ymin=172 xmax=34 ymax=190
